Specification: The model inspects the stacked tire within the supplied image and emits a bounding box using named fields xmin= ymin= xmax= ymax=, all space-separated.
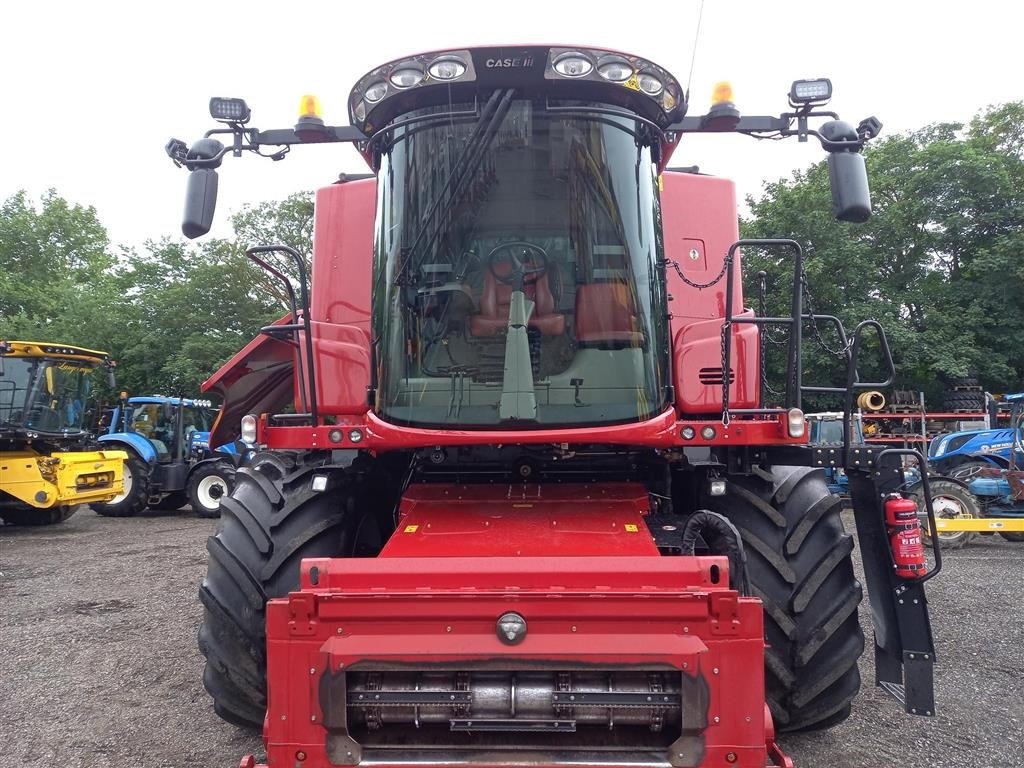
xmin=942 ymin=376 xmax=984 ymax=412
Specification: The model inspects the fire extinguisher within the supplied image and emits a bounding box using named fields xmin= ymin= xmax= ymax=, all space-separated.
xmin=884 ymin=494 xmax=927 ymax=578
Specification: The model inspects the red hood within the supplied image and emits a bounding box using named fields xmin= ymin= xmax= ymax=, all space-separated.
xmin=203 ymin=316 xmax=295 ymax=447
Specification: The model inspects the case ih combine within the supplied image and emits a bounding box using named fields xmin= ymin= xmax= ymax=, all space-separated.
xmin=168 ymin=46 xmax=942 ymax=768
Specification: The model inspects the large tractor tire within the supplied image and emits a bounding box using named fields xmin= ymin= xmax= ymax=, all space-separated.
xmin=707 ymin=466 xmax=864 ymax=732
xmin=0 ymin=503 xmax=79 ymax=526
xmin=186 ymin=461 xmax=237 ymax=519
xmin=197 ymin=458 xmax=367 ymax=729
xmin=94 ymin=452 xmax=152 ymax=517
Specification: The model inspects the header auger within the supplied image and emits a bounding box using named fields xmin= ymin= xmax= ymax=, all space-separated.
xmin=168 ymin=45 xmax=938 ymax=768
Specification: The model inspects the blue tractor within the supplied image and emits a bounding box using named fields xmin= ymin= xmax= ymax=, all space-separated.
xmin=807 ymin=410 xmax=988 ymax=549
xmin=927 ymin=392 xmax=1024 ymax=543
xmin=928 ymin=392 xmax=1023 ymax=472
xmin=93 ymin=395 xmax=246 ymax=518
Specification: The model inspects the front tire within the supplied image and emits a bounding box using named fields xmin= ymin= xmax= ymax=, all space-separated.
xmin=0 ymin=503 xmax=78 ymax=526
xmin=94 ymin=452 xmax=152 ymax=517
xmin=187 ymin=462 xmax=236 ymax=519
xmin=708 ymin=466 xmax=864 ymax=732
xmin=197 ymin=460 xmax=365 ymax=728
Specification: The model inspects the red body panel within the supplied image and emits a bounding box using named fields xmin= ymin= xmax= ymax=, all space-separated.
xmin=305 ymin=180 xmax=376 ymax=414
xmin=383 ymin=483 xmax=658 ymax=558
xmin=253 ymin=498 xmax=778 ymax=768
xmin=309 ymin=181 xmax=375 ymax=327
xmin=262 ymin=409 xmax=805 ymax=450
xmin=662 ymin=172 xmax=760 ymax=414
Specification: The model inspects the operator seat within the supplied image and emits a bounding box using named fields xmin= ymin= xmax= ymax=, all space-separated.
xmin=574 ymin=282 xmax=645 ymax=347
xmin=469 ymin=267 xmax=566 ymax=337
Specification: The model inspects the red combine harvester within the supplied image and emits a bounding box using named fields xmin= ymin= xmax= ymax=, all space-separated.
xmin=167 ymin=46 xmax=942 ymax=768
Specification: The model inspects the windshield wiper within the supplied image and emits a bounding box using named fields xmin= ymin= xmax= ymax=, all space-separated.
xmin=393 ymin=88 xmax=515 ymax=289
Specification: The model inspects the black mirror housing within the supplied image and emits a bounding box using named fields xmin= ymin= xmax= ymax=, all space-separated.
xmin=828 ymin=151 xmax=871 ymax=223
xmin=183 ymin=168 xmax=219 ymax=238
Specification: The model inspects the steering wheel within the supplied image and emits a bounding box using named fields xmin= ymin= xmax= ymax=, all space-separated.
xmin=486 ymin=241 xmax=549 ymax=287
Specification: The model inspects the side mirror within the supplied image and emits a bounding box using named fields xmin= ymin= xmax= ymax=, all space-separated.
xmin=827 ymin=152 xmax=871 ymax=223
xmin=183 ymin=168 xmax=219 ymax=239
xmin=820 ymin=119 xmax=872 ymax=223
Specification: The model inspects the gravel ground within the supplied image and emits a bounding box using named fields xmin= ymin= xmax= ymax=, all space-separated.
xmin=1 ymin=506 xmax=1022 ymax=768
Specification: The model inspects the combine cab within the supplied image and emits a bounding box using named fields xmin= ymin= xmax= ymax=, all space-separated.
xmin=169 ymin=46 xmax=942 ymax=767
xmin=0 ymin=341 xmax=126 ymax=525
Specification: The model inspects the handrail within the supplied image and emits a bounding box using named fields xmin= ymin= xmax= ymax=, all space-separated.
xmin=247 ymin=245 xmax=319 ymax=427
xmin=722 ymin=239 xmax=803 ymax=424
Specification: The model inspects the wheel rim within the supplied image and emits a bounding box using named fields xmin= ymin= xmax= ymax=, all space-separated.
xmin=196 ymin=475 xmax=227 ymax=511
xmin=108 ymin=463 xmax=133 ymax=505
xmin=930 ymin=493 xmax=972 ymax=543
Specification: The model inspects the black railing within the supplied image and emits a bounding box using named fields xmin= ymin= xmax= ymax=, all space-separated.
xmin=247 ymin=245 xmax=319 ymax=427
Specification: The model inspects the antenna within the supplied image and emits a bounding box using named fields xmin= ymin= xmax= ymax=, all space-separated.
xmin=685 ymin=0 xmax=706 ymax=103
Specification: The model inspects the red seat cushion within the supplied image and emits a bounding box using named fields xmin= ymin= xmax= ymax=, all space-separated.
xmin=574 ymin=282 xmax=644 ymax=346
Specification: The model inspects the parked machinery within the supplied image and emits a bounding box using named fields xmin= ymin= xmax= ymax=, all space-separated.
xmin=0 ymin=340 xmax=125 ymax=525
xmin=168 ymin=46 xmax=941 ymax=768
xmin=927 ymin=392 xmax=1024 ymax=543
xmin=94 ymin=394 xmax=245 ymax=517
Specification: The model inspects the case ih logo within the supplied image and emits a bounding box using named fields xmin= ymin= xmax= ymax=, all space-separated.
xmin=485 ymin=56 xmax=535 ymax=69
xmin=496 ymin=612 xmax=528 ymax=644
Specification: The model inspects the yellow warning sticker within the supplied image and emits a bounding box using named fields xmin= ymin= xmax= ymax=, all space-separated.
xmin=404 ymin=525 xmax=419 ymax=533
xmin=624 ymin=524 xmax=639 ymax=533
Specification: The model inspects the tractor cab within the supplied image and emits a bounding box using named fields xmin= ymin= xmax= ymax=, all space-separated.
xmin=0 ymin=341 xmax=113 ymax=438
xmin=117 ymin=398 xmax=216 ymax=461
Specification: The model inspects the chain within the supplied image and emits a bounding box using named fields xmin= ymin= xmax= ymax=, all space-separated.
xmin=666 ymin=253 xmax=730 ymax=290
xmin=720 ymin=321 xmax=730 ymax=427
xmin=753 ymin=271 xmax=784 ymax=402
xmin=800 ymin=270 xmax=855 ymax=359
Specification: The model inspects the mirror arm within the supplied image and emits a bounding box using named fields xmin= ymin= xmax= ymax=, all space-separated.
xmin=667 ymin=112 xmax=871 ymax=152
xmin=168 ymin=124 xmax=368 ymax=171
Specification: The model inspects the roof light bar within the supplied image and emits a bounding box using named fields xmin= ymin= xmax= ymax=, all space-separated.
xmin=347 ymin=46 xmax=685 ymax=135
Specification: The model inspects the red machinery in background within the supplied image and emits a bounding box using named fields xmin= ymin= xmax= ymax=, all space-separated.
xmin=168 ymin=45 xmax=940 ymax=768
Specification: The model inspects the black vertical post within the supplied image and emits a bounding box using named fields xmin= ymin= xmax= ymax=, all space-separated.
xmin=787 ymin=247 xmax=803 ymax=410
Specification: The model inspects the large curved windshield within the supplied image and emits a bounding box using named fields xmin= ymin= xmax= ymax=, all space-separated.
xmin=0 ymin=357 xmax=95 ymax=434
xmin=373 ymin=99 xmax=669 ymax=428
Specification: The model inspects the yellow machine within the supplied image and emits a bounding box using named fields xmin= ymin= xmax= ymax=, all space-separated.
xmin=0 ymin=341 xmax=126 ymax=526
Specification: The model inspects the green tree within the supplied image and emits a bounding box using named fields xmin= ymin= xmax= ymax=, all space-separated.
xmin=111 ymin=238 xmax=281 ymax=395
xmin=0 ymin=190 xmax=119 ymax=343
xmin=742 ymin=102 xmax=1024 ymax=404
xmin=229 ymin=192 xmax=315 ymax=308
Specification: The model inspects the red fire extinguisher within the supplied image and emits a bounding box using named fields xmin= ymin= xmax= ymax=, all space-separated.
xmin=884 ymin=494 xmax=927 ymax=578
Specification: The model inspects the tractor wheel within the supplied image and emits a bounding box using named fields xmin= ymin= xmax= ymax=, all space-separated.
xmin=187 ymin=462 xmax=237 ymax=519
xmin=152 ymin=491 xmax=189 ymax=511
xmin=0 ymin=503 xmax=79 ymax=526
xmin=707 ymin=466 xmax=863 ymax=733
xmin=197 ymin=459 xmax=367 ymax=729
xmin=914 ymin=479 xmax=980 ymax=550
xmin=94 ymin=452 xmax=152 ymax=517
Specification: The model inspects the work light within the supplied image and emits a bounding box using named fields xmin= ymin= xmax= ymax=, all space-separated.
xmin=209 ymin=97 xmax=250 ymax=124
xmin=789 ymin=79 xmax=832 ymax=106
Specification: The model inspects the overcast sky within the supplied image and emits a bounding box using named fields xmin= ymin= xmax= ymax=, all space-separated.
xmin=2 ymin=1 xmax=1021 ymax=249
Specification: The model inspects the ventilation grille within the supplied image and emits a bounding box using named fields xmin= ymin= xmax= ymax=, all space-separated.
xmin=698 ymin=367 xmax=735 ymax=385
